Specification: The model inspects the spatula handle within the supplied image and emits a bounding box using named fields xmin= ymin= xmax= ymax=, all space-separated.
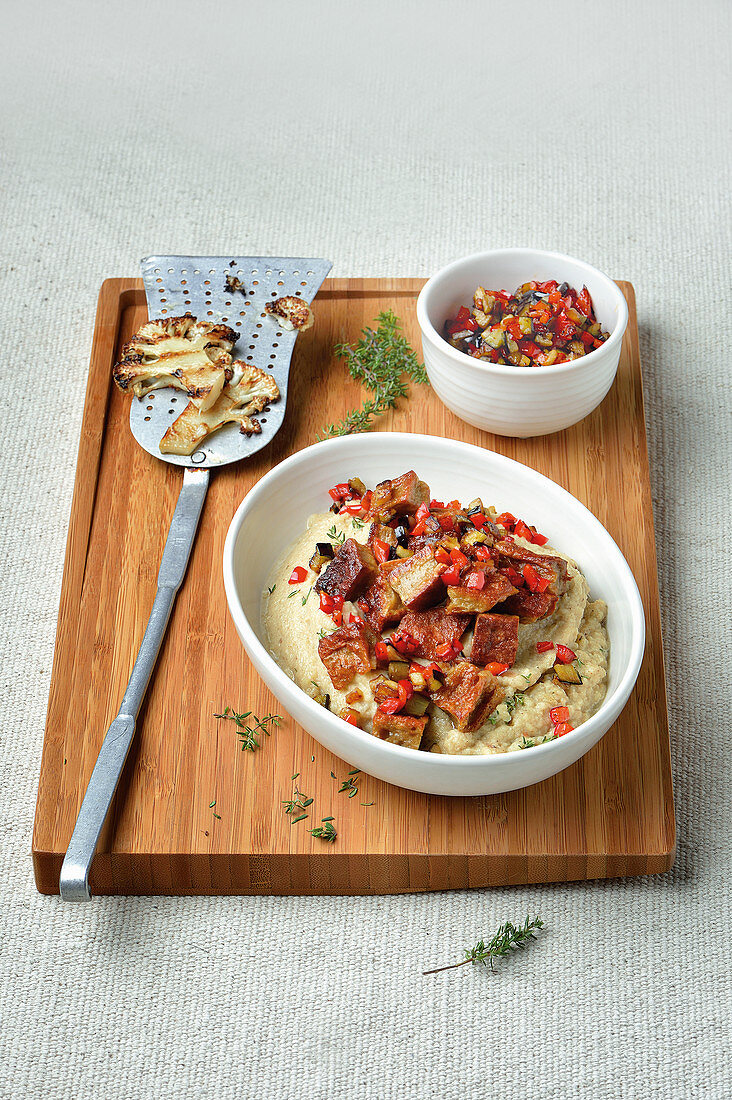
xmin=59 ymin=467 xmax=210 ymax=901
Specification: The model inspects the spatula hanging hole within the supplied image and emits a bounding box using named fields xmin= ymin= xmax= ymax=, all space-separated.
xmin=191 ymin=451 xmax=207 ymax=464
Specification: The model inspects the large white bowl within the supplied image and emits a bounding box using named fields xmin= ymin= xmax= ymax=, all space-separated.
xmin=223 ymin=434 xmax=644 ymax=796
xmin=416 ymin=248 xmax=629 ymax=438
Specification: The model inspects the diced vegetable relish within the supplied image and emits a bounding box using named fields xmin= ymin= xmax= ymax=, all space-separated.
xmin=444 ymin=280 xmax=610 ymax=367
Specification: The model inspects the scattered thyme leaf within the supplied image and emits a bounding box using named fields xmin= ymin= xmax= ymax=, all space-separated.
xmin=423 ymin=917 xmax=544 ymax=975
xmin=267 ymin=583 xmax=276 ymax=595
xmin=348 ymin=769 xmax=361 ymax=776
xmin=361 ymin=802 xmax=375 ymax=807
xmin=310 ymin=821 xmax=337 ymax=842
xmin=302 ymin=586 xmax=314 ymax=606
xmin=215 ymin=708 xmax=281 ymax=752
xmin=290 ymin=814 xmax=308 ymax=825
xmin=327 ymin=525 xmax=346 ymax=544
xmin=338 ymin=777 xmax=359 ymax=796
xmin=317 ymin=310 xmax=429 ymax=439
xmin=213 ymin=812 xmax=222 ymax=820
xmin=209 ymin=800 xmax=216 ymax=808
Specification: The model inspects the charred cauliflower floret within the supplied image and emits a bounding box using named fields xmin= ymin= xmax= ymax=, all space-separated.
xmin=159 ymin=362 xmax=280 ymax=455
xmin=264 ymin=296 xmax=314 ymax=331
xmin=113 ymin=314 xmax=238 ymax=412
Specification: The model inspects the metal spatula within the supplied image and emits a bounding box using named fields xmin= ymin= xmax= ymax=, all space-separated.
xmin=59 ymin=254 xmax=332 ymax=901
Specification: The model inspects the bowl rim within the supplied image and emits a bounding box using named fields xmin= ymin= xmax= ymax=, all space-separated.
xmin=223 ymin=433 xmax=645 ymax=770
xmin=416 ymin=247 xmax=629 ymax=377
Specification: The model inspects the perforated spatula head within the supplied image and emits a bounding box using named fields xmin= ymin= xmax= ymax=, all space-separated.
xmin=131 ymin=255 xmax=332 ymax=467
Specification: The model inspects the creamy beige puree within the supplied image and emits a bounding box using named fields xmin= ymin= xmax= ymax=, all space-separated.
xmin=263 ymin=508 xmax=609 ymax=755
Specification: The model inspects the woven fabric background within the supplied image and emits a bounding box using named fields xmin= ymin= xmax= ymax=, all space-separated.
xmin=1 ymin=1 xmax=730 ymax=1097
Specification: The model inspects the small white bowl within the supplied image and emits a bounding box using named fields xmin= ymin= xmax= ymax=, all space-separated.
xmin=416 ymin=248 xmax=629 ymax=438
xmin=223 ymin=433 xmax=644 ymax=796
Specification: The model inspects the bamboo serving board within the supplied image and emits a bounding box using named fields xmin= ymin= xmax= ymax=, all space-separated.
xmin=32 ymin=278 xmax=674 ymax=895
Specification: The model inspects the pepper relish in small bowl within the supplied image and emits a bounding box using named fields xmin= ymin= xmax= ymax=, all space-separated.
xmin=444 ymin=281 xmax=610 ymax=368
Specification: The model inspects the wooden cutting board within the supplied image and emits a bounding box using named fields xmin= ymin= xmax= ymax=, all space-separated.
xmin=32 ymin=278 xmax=674 ymax=895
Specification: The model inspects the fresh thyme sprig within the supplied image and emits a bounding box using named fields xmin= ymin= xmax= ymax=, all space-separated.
xmin=310 ymin=820 xmax=337 ymax=842
xmin=317 ymin=310 xmax=428 ymax=439
xmin=423 ymin=917 xmax=544 ymax=975
xmin=215 ymin=707 xmax=282 ymax=752
xmin=282 ymin=786 xmax=314 ymax=820
xmin=326 ymin=524 xmax=345 ymax=544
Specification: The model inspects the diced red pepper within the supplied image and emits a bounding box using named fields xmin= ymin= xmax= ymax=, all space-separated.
xmin=486 ymin=661 xmax=510 ymax=676
xmin=474 ymin=545 xmax=493 ymax=561
xmin=450 ymin=549 xmax=469 ymax=569
xmin=536 ymin=641 xmax=555 ymax=654
xmin=373 ymin=539 xmax=391 ymax=565
xmin=555 ymin=312 xmax=576 ymax=341
xmin=410 ymin=501 xmax=431 ymax=537
xmin=550 ymin=706 xmax=570 ymax=724
xmin=456 ymin=305 xmax=471 ymax=323
xmin=576 ymin=286 xmax=592 ymax=317
xmin=580 ymin=330 xmax=595 ymax=346
xmin=441 ymin=566 xmax=461 ymax=586
xmin=430 ymin=500 xmax=445 ymax=510
xmin=470 ymin=512 xmax=487 ymax=530
xmin=465 ymin=571 xmax=486 ymax=591
xmin=437 ymin=513 xmax=455 ymax=530
xmin=361 ymin=490 xmax=373 ymax=512
xmin=435 ymin=641 xmax=460 ymax=660
xmin=289 ymin=566 xmax=308 ymax=584
xmin=553 ymin=721 xmax=574 ymax=737
xmin=555 ymin=644 xmax=577 ymax=664
xmin=342 ymin=709 xmax=360 ymax=726
xmin=548 ymin=290 xmax=561 ymax=304
xmin=341 ymin=497 xmax=364 ymax=516
xmin=391 ymin=629 xmax=418 ymax=656
xmin=501 ymin=565 xmax=525 ymax=587
xmin=513 ymin=519 xmax=533 ymax=542
xmin=434 ymin=547 xmax=452 ymax=566
xmin=522 ymin=564 xmax=550 ymax=593
xmin=374 ymin=641 xmax=390 ymax=663
xmin=319 ymin=591 xmax=334 ymax=613
xmin=397 ymin=679 xmax=414 ymax=704
xmin=529 ymin=527 xmax=549 ymax=546
xmin=378 ymin=697 xmax=401 ymax=714
xmin=520 ymin=340 xmax=540 ymax=359
xmin=495 ymin=512 xmax=516 ymax=529
xmin=328 ymin=483 xmax=350 ymax=502
xmin=464 ymin=316 xmax=480 ymax=332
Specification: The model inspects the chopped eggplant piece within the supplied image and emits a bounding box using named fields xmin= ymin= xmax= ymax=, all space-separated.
xmin=388 ymin=660 xmax=410 ymax=682
xmin=393 ymin=524 xmax=410 ymax=548
xmin=465 ymin=497 xmax=484 ymax=514
xmin=554 ymin=662 xmax=583 ymax=685
xmin=315 ymin=538 xmax=378 ymax=602
xmin=409 ymin=669 xmax=427 ymax=691
xmin=348 ymin=476 xmax=367 ymax=496
xmin=306 ymin=683 xmax=330 ymax=709
xmin=370 ymin=675 xmax=400 ymax=706
xmin=403 ymin=693 xmax=430 ymax=717
xmin=309 ymin=541 xmax=335 ymax=574
xmin=395 ymin=545 xmax=412 ymax=559
xmin=460 ymin=528 xmax=489 ymax=550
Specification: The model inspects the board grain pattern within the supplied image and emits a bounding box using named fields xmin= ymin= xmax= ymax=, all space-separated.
xmin=32 ymin=277 xmax=674 ymax=895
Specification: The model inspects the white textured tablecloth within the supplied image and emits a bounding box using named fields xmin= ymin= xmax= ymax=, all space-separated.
xmin=1 ymin=1 xmax=730 ymax=1096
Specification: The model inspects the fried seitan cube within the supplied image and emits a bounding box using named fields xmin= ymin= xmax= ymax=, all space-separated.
xmin=315 ymin=538 xmax=378 ymax=602
xmin=494 ymin=540 xmax=568 ymax=596
xmin=398 ymin=608 xmax=470 ymax=661
xmin=372 ymin=711 xmax=428 ymax=751
xmin=367 ymin=522 xmax=397 ymax=555
xmin=445 ymin=566 xmax=517 ymax=614
xmin=369 ymin=470 xmax=429 ymax=522
xmin=470 ymin=613 xmax=520 ymax=668
xmin=360 ymin=571 xmax=406 ymax=632
xmin=318 ymin=620 xmax=377 ymax=690
xmin=500 ymin=588 xmax=558 ymax=622
xmin=429 ymin=662 xmax=505 ymax=732
xmin=387 ymin=546 xmax=446 ymax=611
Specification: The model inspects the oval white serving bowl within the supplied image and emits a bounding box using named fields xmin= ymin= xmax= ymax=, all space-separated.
xmin=223 ymin=434 xmax=644 ymax=796
xmin=416 ymin=248 xmax=629 ymax=438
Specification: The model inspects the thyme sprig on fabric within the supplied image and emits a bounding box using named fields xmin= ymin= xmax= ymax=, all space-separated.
xmin=423 ymin=917 xmax=544 ymax=975
xmin=214 ymin=707 xmax=282 ymax=752
xmin=317 ymin=310 xmax=428 ymax=439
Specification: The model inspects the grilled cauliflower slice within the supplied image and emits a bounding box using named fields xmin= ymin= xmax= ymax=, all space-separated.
xmin=114 ymin=314 xmax=237 ymax=411
xmin=159 ymin=362 xmax=280 ymax=455
xmin=264 ymin=296 xmax=314 ymax=331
